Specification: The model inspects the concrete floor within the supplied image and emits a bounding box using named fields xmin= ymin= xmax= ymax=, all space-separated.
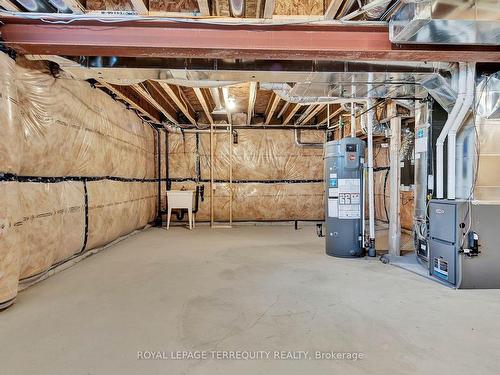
xmin=1 ymin=225 xmax=500 ymax=375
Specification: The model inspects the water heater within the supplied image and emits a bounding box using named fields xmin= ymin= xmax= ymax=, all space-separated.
xmin=325 ymin=137 xmax=365 ymax=257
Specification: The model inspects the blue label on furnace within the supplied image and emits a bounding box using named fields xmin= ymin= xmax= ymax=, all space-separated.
xmin=330 ymin=179 xmax=338 ymax=188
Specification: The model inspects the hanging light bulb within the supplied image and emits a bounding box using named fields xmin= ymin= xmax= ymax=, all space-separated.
xmin=227 ymin=97 xmax=237 ymax=111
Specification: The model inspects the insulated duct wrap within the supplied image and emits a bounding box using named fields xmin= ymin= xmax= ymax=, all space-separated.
xmin=0 ymin=53 xmax=157 ymax=306
xmin=168 ymin=127 xmax=325 ymax=221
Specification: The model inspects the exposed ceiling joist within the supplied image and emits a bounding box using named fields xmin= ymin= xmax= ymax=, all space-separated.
xmin=282 ymin=103 xmax=302 ymax=125
xmin=158 ymin=82 xmax=197 ymax=125
xmin=256 ymin=0 xmax=262 ymax=17
xmin=247 ymin=82 xmax=257 ymax=125
xmin=296 ymin=104 xmax=326 ymax=125
xmin=193 ymin=87 xmax=214 ymax=125
xmin=133 ymin=82 xmax=179 ymax=124
xmin=264 ymin=92 xmax=280 ymax=125
xmin=221 ymin=87 xmax=233 ymax=124
xmin=0 ymin=0 xmax=20 ymax=11
xmin=295 ymin=105 xmax=316 ymax=125
xmin=317 ymin=104 xmax=343 ymax=125
xmin=144 ymin=81 xmax=181 ymax=123
xmin=97 ymin=80 xmax=161 ymax=122
xmin=277 ymin=101 xmax=290 ymax=119
xmin=129 ymin=0 xmax=149 ymax=14
xmin=324 ymin=0 xmax=344 ymax=19
xmin=263 ymin=0 xmax=275 ymax=18
xmin=197 ymin=0 xmax=210 ymax=15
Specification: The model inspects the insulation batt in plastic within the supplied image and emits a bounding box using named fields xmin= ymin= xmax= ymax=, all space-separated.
xmin=0 ymin=53 xmax=157 ymax=305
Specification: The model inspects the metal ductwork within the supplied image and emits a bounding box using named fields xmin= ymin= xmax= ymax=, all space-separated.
xmin=477 ymin=71 xmax=500 ymax=119
xmin=14 ymin=0 xmax=80 ymax=13
xmin=365 ymin=0 xmax=392 ymax=20
xmin=229 ymin=0 xmax=245 ymax=17
xmin=28 ymin=55 xmax=457 ymax=110
xmin=14 ymin=0 xmax=56 ymax=12
xmin=390 ymin=0 xmax=500 ymax=45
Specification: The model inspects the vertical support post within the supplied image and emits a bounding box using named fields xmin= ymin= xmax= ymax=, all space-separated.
xmin=228 ymin=119 xmax=233 ymax=227
xmin=210 ymin=121 xmax=214 ymax=227
xmin=367 ymin=99 xmax=376 ymax=256
xmin=388 ymin=102 xmax=401 ymax=256
xmin=350 ymin=101 xmax=356 ymax=138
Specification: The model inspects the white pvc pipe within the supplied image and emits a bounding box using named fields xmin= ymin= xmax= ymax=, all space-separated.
xmin=367 ymin=99 xmax=376 ymax=255
xmin=389 ymin=112 xmax=401 ymax=256
xmin=436 ymin=63 xmax=467 ymax=199
xmin=447 ymin=63 xmax=475 ymax=200
xmin=351 ymin=101 xmax=356 ymax=137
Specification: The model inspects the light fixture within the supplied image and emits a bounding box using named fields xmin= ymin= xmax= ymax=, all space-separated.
xmin=226 ymin=97 xmax=236 ymax=111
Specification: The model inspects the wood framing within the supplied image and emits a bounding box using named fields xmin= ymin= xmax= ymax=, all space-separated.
xmin=294 ymin=104 xmax=316 ymax=125
xmin=132 ymin=82 xmax=179 ymax=124
xmin=263 ymin=0 xmax=275 ymax=18
xmin=324 ymin=0 xmax=344 ymax=19
xmin=276 ymin=101 xmax=290 ymax=119
xmin=193 ymin=87 xmax=214 ymax=125
xmin=129 ymin=0 xmax=149 ymax=14
xmin=296 ymin=104 xmax=325 ymax=125
xmin=97 ymin=80 xmax=161 ymax=122
xmin=158 ymin=82 xmax=197 ymax=125
xmin=197 ymin=0 xmax=210 ymax=15
xmin=282 ymin=102 xmax=302 ymax=124
xmin=317 ymin=104 xmax=343 ymax=125
xmin=0 ymin=0 xmax=20 ymax=11
xmin=247 ymin=82 xmax=257 ymax=125
xmin=264 ymin=92 xmax=280 ymax=125
xmin=221 ymin=87 xmax=233 ymax=124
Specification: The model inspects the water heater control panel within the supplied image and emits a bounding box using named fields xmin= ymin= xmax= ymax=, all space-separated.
xmin=345 ymin=143 xmax=360 ymax=169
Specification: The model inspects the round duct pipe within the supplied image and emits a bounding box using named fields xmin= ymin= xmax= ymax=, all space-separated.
xmin=365 ymin=0 xmax=392 ymax=20
xmin=229 ymin=0 xmax=245 ymax=17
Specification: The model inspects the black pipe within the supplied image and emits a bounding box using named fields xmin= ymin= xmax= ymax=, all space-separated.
xmin=171 ymin=125 xmax=328 ymax=130
xmin=383 ymin=169 xmax=390 ymax=222
xmin=168 ymin=178 xmax=323 ymax=184
xmin=165 ymin=128 xmax=170 ymax=190
xmin=195 ymin=133 xmax=201 ymax=182
xmin=192 ymin=185 xmax=204 ymax=214
xmin=155 ymin=127 xmax=162 ymax=226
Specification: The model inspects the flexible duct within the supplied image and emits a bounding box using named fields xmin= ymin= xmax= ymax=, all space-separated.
xmin=436 ymin=63 xmax=467 ymax=199
xmin=447 ymin=63 xmax=475 ymax=200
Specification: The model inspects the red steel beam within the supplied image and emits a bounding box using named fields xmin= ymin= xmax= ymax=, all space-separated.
xmin=1 ymin=16 xmax=498 ymax=62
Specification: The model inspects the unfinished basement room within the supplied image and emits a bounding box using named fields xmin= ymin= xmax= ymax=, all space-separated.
xmin=0 ymin=1 xmax=499 ymax=374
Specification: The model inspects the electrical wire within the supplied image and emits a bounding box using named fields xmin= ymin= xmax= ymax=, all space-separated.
xmin=0 ymin=10 xmax=388 ymax=27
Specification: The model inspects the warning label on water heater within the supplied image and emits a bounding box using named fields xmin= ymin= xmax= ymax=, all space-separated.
xmin=338 ymin=179 xmax=361 ymax=219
